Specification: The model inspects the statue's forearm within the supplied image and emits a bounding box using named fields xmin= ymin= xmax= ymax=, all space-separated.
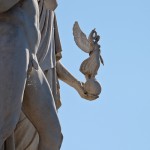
xmin=56 ymin=61 xmax=98 ymax=100
xmin=0 ymin=0 xmax=20 ymax=13
xmin=56 ymin=61 xmax=80 ymax=90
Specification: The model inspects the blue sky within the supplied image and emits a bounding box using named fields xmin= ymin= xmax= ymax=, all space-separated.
xmin=56 ymin=0 xmax=150 ymax=150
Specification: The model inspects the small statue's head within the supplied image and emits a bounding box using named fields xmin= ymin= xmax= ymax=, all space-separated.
xmin=44 ymin=0 xmax=58 ymax=10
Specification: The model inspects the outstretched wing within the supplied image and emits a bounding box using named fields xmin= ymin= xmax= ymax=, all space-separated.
xmin=73 ymin=22 xmax=93 ymax=53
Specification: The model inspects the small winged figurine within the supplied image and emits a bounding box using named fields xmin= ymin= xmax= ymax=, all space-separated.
xmin=73 ymin=21 xmax=104 ymax=97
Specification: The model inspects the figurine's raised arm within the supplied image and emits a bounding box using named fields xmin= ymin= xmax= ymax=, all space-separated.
xmin=73 ymin=21 xmax=94 ymax=53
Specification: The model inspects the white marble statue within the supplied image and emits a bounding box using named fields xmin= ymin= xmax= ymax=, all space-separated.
xmin=73 ymin=22 xmax=104 ymax=96
xmin=0 ymin=0 xmax=101 ymax=150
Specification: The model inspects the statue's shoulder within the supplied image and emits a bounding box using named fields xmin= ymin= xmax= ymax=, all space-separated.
xmin=0 ymin=0 xmax=20 ymax=13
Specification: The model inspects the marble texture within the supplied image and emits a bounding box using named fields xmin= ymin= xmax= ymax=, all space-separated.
xmin=0 ymin=0 xmax=101 ymax=150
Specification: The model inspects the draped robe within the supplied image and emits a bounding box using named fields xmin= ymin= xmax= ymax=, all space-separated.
xmin=14 ymin=1 xmax=63 ymax=149
xmin=2 ymin=0 xmax=63 ymax=149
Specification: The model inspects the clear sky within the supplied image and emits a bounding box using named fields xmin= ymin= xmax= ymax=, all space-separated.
xmin=55 ymin=0 xmax=150 ymax=150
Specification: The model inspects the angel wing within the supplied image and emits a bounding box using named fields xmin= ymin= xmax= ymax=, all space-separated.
xmin=73 ymin=22 xmax=94 ymax=53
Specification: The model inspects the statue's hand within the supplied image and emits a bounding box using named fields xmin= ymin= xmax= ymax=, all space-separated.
xmin=76 ymin=81 xmax=99 ymax=101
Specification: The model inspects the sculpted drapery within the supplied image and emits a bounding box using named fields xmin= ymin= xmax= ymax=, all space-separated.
xmin=14 ymin=1 xmax=63 ymax=149
xmin=0 ymin=0 xmax=62 ymax=149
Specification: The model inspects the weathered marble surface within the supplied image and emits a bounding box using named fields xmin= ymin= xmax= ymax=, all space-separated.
xmin=0 ymin=0 xmax=101 ymax=150
xmin=0 ymin=0 xmax=62 ymax=149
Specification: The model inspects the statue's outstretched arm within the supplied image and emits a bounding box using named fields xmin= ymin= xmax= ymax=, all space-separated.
xmin=56 ymin=61 xmax=98 ymax=100
xmin=0 ymin=0 xmax=20 ymax=13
